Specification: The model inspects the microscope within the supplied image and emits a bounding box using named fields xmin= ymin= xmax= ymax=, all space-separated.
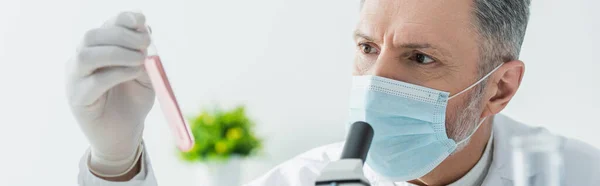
xmin=315 ymin=121 xmax=374 ymax=186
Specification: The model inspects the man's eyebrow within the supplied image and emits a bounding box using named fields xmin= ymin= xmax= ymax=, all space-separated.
xmin=399 ymin=42 xmax=452 ymax=58
xmin=354 ymin=30 xmax=375 ymax=41
xmin=400 ymin=43 xmax=432 ymax=49
xmin=353 ymin=30 xmax=452 ymax=58
xmin=354 ymin=30 xmax=437 ymax=49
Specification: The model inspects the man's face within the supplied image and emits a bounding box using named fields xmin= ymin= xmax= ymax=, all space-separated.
xmin=354 ymin=0 xmax=484 ymax=140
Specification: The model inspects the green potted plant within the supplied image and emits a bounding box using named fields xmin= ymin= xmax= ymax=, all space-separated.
xmin=180 ymin=105 xmax=261 ymax=186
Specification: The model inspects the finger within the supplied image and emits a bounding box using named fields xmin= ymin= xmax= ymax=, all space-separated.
xmin=73 ymin=66 xmax=143 ymax=106
xmin=135 ymin=68 xmax=153 ymax=89
xmin=76 ymin=46 xmax=146 ymax=76
xmin=83 ymin=27 xmax=150 ymax=50
xmin=103 ymin=12 xmax=146 ymax=30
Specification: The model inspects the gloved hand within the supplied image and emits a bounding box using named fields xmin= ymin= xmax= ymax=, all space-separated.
xmin=66 ymin=12 xmax=154 ymax=177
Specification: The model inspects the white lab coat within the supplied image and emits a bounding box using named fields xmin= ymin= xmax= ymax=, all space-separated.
xmin=78 ymin=114 xmax=600 ymax=186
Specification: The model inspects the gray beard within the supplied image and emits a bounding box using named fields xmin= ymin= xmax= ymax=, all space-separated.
xmin=446 ymin=84 xmax=486 ymax=153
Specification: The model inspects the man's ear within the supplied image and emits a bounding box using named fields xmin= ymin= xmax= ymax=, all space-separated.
xmin=481 ymin=60 xmax=525 ymax=118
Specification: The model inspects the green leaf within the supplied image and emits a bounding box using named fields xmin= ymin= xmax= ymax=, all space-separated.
xmin=178 ymin=104 xmax=263 ymax=163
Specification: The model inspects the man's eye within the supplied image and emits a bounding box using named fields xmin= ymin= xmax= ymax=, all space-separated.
xmin=358 ymin=43 xmax=379 ymax=54
xmin=410 ymin=52 xmax=435 ymax=64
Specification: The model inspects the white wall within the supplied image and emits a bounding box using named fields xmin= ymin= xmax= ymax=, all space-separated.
xmin=0 ymin=0 xmax=598 ymax=185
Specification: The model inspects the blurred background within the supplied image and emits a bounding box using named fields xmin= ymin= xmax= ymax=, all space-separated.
xmin=0 ymin=0 xmax=598 ymax=185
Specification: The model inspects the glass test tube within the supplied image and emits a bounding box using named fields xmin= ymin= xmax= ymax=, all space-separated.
xmin=511 ymin=129 xmax=563 ymax=186
xmin=144 ymin=26 xmax=195 ymax=152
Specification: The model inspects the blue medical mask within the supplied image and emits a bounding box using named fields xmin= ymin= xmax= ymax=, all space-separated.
xmin=348 ymin=65 xmax=502 ymax=181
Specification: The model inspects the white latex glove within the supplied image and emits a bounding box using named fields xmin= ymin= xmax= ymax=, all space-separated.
xmin=67 ymin=12 xmax=154 ymax=177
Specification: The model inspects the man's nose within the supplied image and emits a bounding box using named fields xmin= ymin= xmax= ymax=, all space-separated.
xmin=367 ymin=51 xmax=405 ymax=81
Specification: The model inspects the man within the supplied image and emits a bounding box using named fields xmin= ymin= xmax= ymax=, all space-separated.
xmin=68 ymin=0 xmax=600 ymax=185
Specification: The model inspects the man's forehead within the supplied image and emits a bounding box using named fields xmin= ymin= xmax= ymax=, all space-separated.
xmin=359 ymin=0 xmax=475 ymax=31
xmin=357 ymin=0 xmax=479 ymax=59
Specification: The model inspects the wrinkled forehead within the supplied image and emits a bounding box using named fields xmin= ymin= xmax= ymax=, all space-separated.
xmin=358 ymin=0 xmax=479 ymax=58
xmin=359 ymin=0 xmax=475 ymax=25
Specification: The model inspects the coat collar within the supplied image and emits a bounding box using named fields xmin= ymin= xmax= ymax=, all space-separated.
xmin=484 ymin=114 xmax=548 ymax=185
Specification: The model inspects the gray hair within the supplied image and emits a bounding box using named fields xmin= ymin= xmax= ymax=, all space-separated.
xmin=472 ymin=0 xmax=532 ymax=76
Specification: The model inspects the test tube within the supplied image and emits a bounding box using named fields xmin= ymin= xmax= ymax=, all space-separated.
xmin=144 ymin=26 xmax=195 ymax=152
xmin=511 ymin=129 xmax=563 ymax=186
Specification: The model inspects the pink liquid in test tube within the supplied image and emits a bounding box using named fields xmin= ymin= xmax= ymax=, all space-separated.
xmin=144 ymin=29 xmax=195 ymax=152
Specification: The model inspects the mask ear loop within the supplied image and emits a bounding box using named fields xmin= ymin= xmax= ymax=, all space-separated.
xmin=448 ymin=65 xmax=503 ymax=100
